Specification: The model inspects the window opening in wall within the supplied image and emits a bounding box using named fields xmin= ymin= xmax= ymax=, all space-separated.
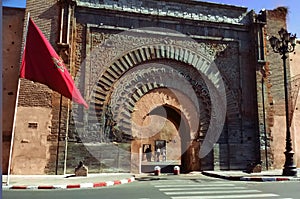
xmin=28 ymin=122 xmax=38 ymax=129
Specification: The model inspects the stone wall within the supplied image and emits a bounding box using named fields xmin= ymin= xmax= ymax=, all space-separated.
xmin=11 ymin=107 xmax=53 ymax=174
xmin=77 ymin=0 xmax=248 ymax=25
xmin=12 ymin=0 xmax=67 ymax=174
xmin=66 ymin=142 xmax=131 ymax=173
xmin=70 ymin=0 xmax=260 ymax=172
xmin=263 ymin=7 xmax=289 ymax=169
xmin=2 ymin=7 xmax=25 ymax=174
xmin=289 ymin=40 xmax=300 ymax=167
xmin=7 ymin=0 xmax=291 ymax=174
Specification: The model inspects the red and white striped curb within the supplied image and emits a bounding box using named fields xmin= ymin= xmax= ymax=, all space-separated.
xmin=2 ymin=177 xmax=135 ymax=190
xmin=240 ymin=176 xmax=300 ymax=182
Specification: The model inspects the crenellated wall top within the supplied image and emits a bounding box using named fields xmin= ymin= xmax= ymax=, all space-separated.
xmin=76 ymin=0 xmax=250 ymax=25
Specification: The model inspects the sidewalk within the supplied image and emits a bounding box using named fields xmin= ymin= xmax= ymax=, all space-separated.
xmin=202 ymin=169 xmax=300 ymax=182
xmin=2 ymin=173 xmax=135 ymax=190
xmin=3 ymin=169 xmax=300 ymax=190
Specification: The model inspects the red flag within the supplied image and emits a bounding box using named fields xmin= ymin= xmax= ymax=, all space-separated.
xmin=20 ymin=18 xmax=88 ymax=108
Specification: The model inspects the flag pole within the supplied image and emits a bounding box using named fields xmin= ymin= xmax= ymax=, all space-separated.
xmin=63 ymin=100 xmax=70 ymax=175
xmin=63 ymin=12 xmax=72 ymax=174
xmin=55 ymin=96 xmax=70 ymax=175
xmin=55 ymin=95 xmax=63 ymax=175
xmin=6 ymin=12 xmax=30 ymax=185
xmin=6 ymin=81 xmax=21 ymax=185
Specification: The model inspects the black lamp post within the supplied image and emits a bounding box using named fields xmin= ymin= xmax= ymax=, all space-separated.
xmin=269 ymin=28 xmax=297 ymax=176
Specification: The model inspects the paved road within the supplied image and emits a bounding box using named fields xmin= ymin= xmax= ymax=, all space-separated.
xmin=149 ymin=177 xmax=297 ymax=199
xmin=3 ymin=174 xmax=299 ymax=199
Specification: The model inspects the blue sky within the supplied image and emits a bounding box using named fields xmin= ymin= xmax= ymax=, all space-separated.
xmin=2 ymin=0 xmax=26 ymax=8
xmin=206 ymin=0 xmax=299 ymax=36
xmin=2 ymin=0 xmax=299 ymax=35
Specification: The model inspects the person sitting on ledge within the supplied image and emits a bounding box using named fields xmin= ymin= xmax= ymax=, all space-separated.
xmin=75 ymin=161 xmax=88 ymax=176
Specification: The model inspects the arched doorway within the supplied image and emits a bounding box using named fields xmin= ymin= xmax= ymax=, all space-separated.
xmin=130 ymin=88 xmax=201 ymax=173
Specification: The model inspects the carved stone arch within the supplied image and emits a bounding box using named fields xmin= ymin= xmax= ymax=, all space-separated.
xmin=110 ymin=63 xmax=205 ymax=140
xmin=88 ymin=43 xmax=239 ymax=149
xmin=108 ymin=61 xmax=240 ymax=141
xmin=89 ymin=43 xmax=215 ymax=117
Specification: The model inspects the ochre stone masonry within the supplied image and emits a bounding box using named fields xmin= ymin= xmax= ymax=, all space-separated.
xmin=290 ymin=40 xmax=300 ymax=167
xmin=3 ymin=0 xmax=299 ymax=174
xmin=2 ymin=7 xmax=25 ymax=174
xmin=263 ymin=7 xmax=291 ymax=169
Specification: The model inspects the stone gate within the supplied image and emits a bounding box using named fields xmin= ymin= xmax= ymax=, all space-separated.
xmin=65 ymin=0 xmax=260 ymax=173
xmin=8 ymin=0 xmax=293 ymax=175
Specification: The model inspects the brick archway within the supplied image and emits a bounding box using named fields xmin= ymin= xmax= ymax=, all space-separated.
xmin=130 ymin=87 xmax=200 ymax=173
xmin=147 ymin=104 xmax=199 ymax=172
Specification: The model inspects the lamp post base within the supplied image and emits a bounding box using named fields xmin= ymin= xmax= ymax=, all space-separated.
xmin=282 ymin=151 xmax=298 ymax=176
xmin=282 ymin=167 xmax=297 ymax=176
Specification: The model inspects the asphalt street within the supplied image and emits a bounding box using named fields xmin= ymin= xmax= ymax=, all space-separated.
xmin=3 ymin=174 xmax=300 ymax=199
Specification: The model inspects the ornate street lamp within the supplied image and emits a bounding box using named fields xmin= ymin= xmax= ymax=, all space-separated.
xmin=269 ymin=28 xmax=297 ymax=176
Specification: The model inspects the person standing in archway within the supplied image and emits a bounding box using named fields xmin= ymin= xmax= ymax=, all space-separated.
xmin=161 ymin=147 xmax=166 ymax=161
xmin=156 ymin=148 xmax=161 ymax=162
xmin=145 ymin=146 xmax=152 ymax=162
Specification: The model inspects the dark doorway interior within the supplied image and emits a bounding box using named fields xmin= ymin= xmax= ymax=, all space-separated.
xmin=143 ymin=105 xmax=193 ymax=173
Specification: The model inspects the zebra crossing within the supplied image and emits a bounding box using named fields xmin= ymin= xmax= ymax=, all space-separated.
xmin=151 ymin=179 xmax=291 ymax=199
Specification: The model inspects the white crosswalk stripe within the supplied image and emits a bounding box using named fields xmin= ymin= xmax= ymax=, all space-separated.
xmin=159 ymin=186 xmax=246 ymax=191
xmin=152 ymin=180 xmax=287 ymax=199
xmin=170 ymin=194 xmax=280 ymax=199
xmin=165 ymin=189 xmax=262 ymax=195
xmin=155 ymin=184 xmax=235 ymax=188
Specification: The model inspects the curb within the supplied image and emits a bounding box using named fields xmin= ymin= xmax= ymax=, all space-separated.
xmin=240 ymin=176 xmax=300 ymax=182
xmin=202 ymin=171 xmax=300 ymax=182
xmin=201 ymin=171 xmax=241 ymax=181
xmin=2 ymin=177 xmax=135 ymax=190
